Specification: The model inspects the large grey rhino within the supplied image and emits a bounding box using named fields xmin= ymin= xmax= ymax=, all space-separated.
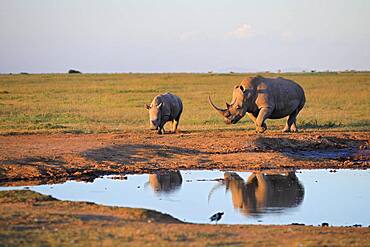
xmin=208 ymin=172 xmax=304 ymax=216
xmin=145 ymin=93 xmax=183 ymax=134
xmin=209 ymin=76 xmax=305 ymax=133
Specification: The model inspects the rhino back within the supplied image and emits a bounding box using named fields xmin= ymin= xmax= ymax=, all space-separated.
xmin=254 ymin=77 xmax=305 ymax=119
xmin=157 ymin=93 xmax=183 ymax=119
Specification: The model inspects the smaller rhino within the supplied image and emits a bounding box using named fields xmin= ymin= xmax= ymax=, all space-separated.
xmin=145 ymin=93 xmax=183 ymax=134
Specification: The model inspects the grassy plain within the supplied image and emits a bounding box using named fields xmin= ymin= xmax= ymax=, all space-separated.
xmin=0 ymin=72 xmax=369 ymax=134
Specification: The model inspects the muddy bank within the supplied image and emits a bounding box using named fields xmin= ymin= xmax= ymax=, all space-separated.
xmin=1 ymin=190 xmax=370 ymax=246
xmin=0 ymin=131 xmax=369 ymax=186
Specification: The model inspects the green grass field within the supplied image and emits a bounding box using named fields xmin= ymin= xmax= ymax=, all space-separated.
xmin=0 ymin=72 xmax=369 ymax=134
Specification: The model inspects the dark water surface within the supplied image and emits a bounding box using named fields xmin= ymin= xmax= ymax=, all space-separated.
xmin=1 ymin=169 xmax=370 ymax=226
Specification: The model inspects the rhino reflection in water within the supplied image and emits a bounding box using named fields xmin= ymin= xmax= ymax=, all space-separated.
xmin=148 ymin=171 xmax=183 ymax=194
xmin=211 ymin=172 xmax=304 ymax=216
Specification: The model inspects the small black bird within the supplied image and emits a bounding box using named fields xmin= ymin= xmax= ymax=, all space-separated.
xmin=209 ymin=212 xmax=224 ymax=224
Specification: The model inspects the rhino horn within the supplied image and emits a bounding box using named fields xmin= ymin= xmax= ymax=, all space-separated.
xmin=208 ymin=183 xmax=224 ymax=204
xmin=208 ymin=96 xmax=226 ymax=116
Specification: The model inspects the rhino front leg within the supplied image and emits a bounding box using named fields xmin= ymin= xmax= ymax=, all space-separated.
xmin=247 ymin=113 xmax=266 ymax=130
xmin=157 ymin=121 xmax=165 ymax=134
xmin=157 ymin=116 xmax=170 ymax=134
xmin=157 ymin=126 xmax=164 ymax=134
xmin=255 ymin=107 xmax=273 ymax=133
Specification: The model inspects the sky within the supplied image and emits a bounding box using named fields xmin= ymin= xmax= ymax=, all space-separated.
xmin=1 ymin=0 xmax=370 ymax=73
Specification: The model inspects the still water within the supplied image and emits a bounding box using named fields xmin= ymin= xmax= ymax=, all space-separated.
xmin=1 ymin=169 xmax=370 ymax=226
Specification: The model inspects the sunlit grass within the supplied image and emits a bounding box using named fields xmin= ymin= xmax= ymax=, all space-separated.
xmin=0 ymin=72 xmax=369 ymax=134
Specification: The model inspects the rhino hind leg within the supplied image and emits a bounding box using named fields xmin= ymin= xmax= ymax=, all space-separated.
xmin=290 ymin=122 xmax=298 ymax=132
xmin=283 ymin=109 xmax=300 ymax=132
xmin=172 ymin=119 xmax=179 ymax=133
xmin=172 ymin=112 xmax=182 ymax=133
xmin=282 ymin=116 xmax=291 ymax=132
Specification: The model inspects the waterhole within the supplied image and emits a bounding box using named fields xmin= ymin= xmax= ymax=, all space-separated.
xmin=1 ymin=169 xmax=370 ymax=226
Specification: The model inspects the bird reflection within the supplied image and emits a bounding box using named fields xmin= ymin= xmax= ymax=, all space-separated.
xmin=209 ymin=172 xmax=304 ymax=216
xmin=148 ymin=171 xmax=182 ymax=194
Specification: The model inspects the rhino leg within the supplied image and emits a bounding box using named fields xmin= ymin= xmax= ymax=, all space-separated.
xmin=157 ymin=121 xmax=166 ymax=134
xmin=172 ymin=112 xmax=182 ymax=133
xmin=255 ymin=107 xmax=272 ymax=133
xmin=283 ymin=108 xmax=301 ymax=132
xmin=157 ymin=116 xmax=171 ymax=134
xmin=290 ymin=122 xmax=298 ymax=132
xmin=172 ymin=119 xmax=179 ymax=133
xmin=282 ymin=116 xmax=292 ymax=132
xmin=247 ymin=113 xmax=266 ymax=130
xmin=283 ymin=115 xmax=296 ymax=132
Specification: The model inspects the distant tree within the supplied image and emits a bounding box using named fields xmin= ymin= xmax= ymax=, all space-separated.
xmin=68 ymin=69 xmax=82 ymax=74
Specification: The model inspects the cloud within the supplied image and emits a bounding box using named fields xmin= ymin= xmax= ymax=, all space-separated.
xmin=227 ymin=24 xmax=253 ymax=38
xmin=179 ymin=31 xmax=201 ymax=41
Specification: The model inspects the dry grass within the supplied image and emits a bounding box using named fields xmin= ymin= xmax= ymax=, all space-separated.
xmin=0 ymin=72 xmax=369 ymax=134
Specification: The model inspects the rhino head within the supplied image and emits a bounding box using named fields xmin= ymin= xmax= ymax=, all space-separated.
xmin=145 ymin=102 xmax=163 ymax=130
xmin=209 ymin=85 xmax=253 ymax=124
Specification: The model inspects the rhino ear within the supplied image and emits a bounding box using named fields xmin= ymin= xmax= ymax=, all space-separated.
xmin=145 ymin=104 xmax=151 ymax=110
xmin=239 ymin=86 xmax=253 ymax=99
xmin=244 ymin=89 xmax=252 ymax=99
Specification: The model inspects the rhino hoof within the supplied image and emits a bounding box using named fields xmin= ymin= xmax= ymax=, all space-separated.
xmin=256 ymin=126 xmax=267 ymax=133
xmin=282 ymin=127 xmax=298 ymax=133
